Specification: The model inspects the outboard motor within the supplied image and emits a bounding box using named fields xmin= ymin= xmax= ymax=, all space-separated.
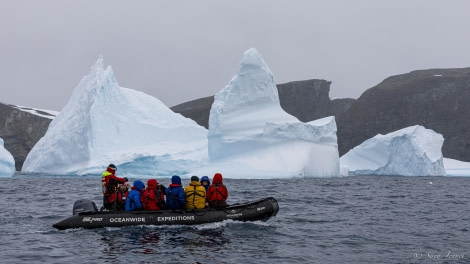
xmin=73 ymin=199 xmax=98 ymax=215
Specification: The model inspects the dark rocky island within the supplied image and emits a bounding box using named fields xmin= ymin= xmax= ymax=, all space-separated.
xmin=0 ymin=103 xmax=53 ymax=170
xmin=336 ymin=68 xmax=470 ymax=161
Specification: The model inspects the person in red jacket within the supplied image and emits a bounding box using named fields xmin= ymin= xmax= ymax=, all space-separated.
xmin=101 ymin=164 xmax=128 ymax=211
xmin=207 ymin=173 xmax=228 ymax=208
xmin=141 ymin=179 xmax=166 ymax=210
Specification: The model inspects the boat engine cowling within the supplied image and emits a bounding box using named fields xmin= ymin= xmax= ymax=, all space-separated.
xmin=73 ymin=199 xmax=98 ymax=215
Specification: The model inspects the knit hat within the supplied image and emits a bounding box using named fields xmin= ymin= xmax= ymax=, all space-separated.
xmin=108 ymin=164 xmax=117 ymax=171
xmin=191 ymin=175 xmax=199 ymax=182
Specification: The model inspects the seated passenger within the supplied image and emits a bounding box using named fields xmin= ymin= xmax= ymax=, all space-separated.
xmin=165 ymin=175 xmax=185 ymax=210
xmin=141 ymin=179 xmax=165 ymax=210
xmin=125 ymin=180 xmax=145 ymax=211
xmin=116 ymin=184 xmax=130 ymax=211
xmin=207 ymin=173 xmax=228 ymax=208
xmin=184 ymin=176 xmax=206 ymax=210
xmin=200 ymin=176 xmax=210 ymax=192
xmin=200 ymin=176 xmax=211 ymax=207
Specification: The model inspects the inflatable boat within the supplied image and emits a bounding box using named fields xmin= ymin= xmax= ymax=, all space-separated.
xmin=53 ymin=197 xmax=279 ymax=230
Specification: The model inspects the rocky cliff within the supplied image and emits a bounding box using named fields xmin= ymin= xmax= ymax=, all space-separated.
xmin=170 ymin=96 xmax=214 ymax=128
xmin=171 ymin=79 xmax=354 ymax=128
xmin=0 ymin=103 xmax=53 ymax=170
xmin=336 ymin=68 xmax=470 ymax=161
xmin=277 ymin=79 xmax=355 ymax=122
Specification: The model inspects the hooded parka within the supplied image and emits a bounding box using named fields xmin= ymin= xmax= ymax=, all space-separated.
xmin=207 ymin=173 xmax=228 ymax=208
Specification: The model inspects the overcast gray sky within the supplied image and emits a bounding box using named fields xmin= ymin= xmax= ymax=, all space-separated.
xmin=2 ymin=0 xmax=470 ymax=111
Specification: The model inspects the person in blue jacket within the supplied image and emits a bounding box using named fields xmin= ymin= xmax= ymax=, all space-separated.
xmin=200 ymin=176 xmax=210 ymax=192
xmin=165 ymin=175 xmax=186 ymax=210
xmin=125 ymin=180 xmax=145 ymax=211
xmin=200 ymin=175 xmax=211 ymax=207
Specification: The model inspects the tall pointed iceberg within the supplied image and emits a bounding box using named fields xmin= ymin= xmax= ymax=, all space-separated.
xmin=22 ymin=56 xmax=208 ymax=176
xmin=206 ymin=48 xmax=340 ymax=178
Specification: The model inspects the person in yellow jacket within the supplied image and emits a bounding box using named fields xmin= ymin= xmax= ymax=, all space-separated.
xmin=184 ymin=176 xmax=206 ymax=209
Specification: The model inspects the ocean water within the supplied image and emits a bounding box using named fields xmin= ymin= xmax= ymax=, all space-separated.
xmin=0 ymin=175 xmax=469 ymax=264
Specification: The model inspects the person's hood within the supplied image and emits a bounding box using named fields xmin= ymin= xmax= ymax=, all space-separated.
xmin=200 ymin=176 xmax=210 ymax=185
xmin=171 ymin=175 xmax=182 ymax=185
xmin=133 ymin=180 xmax=145 ymax=191
xmin=213 ymin=173 xmax=223 ymax=184
xmin=147 ymin=179 xmax=157 ymax=189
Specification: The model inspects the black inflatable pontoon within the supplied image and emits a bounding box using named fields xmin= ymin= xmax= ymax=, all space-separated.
xmin=53 ymin=197 xmax=279 ymax=230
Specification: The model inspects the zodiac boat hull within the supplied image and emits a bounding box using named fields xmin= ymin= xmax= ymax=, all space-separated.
xmin=53 ymin=197 xmax=279 ymax=230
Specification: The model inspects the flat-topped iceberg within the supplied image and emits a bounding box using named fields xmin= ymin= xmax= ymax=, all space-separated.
xmin=340 ymin=125 xmax=445 ymax=176
xmin=203 ymin=48 xmax=340 ymax=178
xmin=0 ymin=138 xmax=15 ymax=177
xmin=443 ymin=158 xmax=470 ymax=177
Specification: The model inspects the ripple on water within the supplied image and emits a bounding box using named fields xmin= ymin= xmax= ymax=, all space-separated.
xmin=1 ymin=176 xmax=470 ymax=264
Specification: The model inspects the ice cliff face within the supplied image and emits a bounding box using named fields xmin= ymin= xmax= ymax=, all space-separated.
xmin=206 ymin=48 xmax=340 ymax=178
xmin=340 ymin=125 xmax=445 ymax=176
xmin=22 ymin=56 xmax=208 ymax=176
xmin=0 ymin=138 xmax=15 ymax=177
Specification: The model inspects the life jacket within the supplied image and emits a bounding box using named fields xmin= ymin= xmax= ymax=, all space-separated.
xmin=207 ymin=173 xmax=228 ymax=208
xmin=142 ymin=187 xmax=165 ymax=210
xmin=207 ymin=184 xmax=228 ymax=208
xmin=117 ymin=189 xmax=129 ymax=204
xmin=102 ymin=170 xmax=118 ymax=195
xmin=184 ymin=182 xmax=206 ymax=209
xmin=115 ymin=189 xmax=128 ymax=211
xmin=207 ymin=184 xmax=228 ymax=201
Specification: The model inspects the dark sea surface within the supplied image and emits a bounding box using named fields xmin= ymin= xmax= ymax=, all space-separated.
xmin=1 ymin=175 xmax=469 ymax=264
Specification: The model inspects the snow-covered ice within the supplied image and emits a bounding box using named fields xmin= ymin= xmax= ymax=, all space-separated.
xmin=443 ymin=158 xmax=470 ymax=176
xmin=200 ymin=48 xmax=340 ymax=178
xmin=0 ymin=138 xmax=15 ymax=177
xmin=22 ymin=56 xmax=208 ymax=176
xmin=340 ymin=125 xmax=446 ymax=176
xmin=12 ymin=105 xmax=58 ymax=119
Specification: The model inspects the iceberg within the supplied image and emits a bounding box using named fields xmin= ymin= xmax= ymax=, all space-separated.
xmin=0 ymin=138 xmax=15 ymax=177
xmin=443 ymin=158 xmax=470 ymax=176
xmin=340 ymin=125 xmax=445 ymax=176
xmin=22 ymin=56 xmax=208 ymax=176
xmin=202 ymin=48 xmax=340 ymax=178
